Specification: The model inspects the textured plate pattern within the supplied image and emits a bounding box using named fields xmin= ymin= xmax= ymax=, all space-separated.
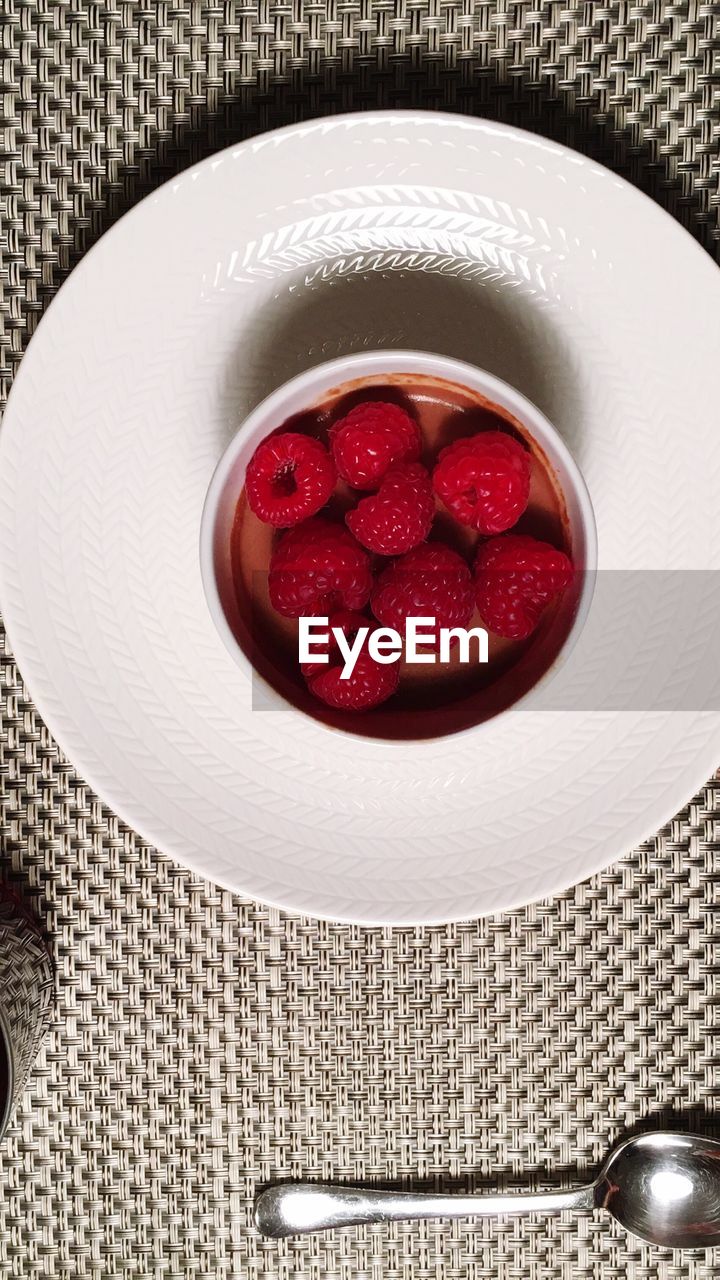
xmin=0 ymin=3 xmax=720 ymax=1277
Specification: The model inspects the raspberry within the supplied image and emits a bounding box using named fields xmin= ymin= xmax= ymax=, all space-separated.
xmin=301 ymin=610 xmax=400 ymax=711
xmin=345 ymin=463 xmax=435 ymax=555
xmin=246 ymin=431 xmax=336 ymax=527
xmin=371 ymin=543 xmax=474 ymax=649
xmin=268 ymin=517 xmax=373 ymax=618
xmin=474 ymin=534 xmax=573 ymax=639
xmin=432 ymin=431 xmax=530 ymax=534
xmin=329 ymin=401 xmax=421 ymax=490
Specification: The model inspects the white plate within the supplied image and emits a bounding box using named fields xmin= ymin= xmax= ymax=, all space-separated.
xmin=1 ymin=112 xmax=719 ymax=924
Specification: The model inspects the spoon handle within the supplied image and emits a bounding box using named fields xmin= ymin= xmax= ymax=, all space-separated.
xmin=255 ymin=1182 xmax=595 ymax=1238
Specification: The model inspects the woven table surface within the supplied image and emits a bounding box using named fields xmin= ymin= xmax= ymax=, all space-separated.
xmin=1 ymin=2 xmax=720 ymax=1277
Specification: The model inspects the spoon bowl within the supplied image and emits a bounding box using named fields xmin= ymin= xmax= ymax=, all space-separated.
xmin=596 ymin=1132 xmax=720 ymax=1249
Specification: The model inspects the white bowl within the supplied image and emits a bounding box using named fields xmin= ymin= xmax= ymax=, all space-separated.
xmin=1 ymin=112 xmax=719 ymax=921
xmin=199 ymin=350 xmax=597 ymax=734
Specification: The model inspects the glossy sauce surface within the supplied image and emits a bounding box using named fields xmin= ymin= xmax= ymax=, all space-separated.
xmin=230 ymin=375 xmax=573 ymax=739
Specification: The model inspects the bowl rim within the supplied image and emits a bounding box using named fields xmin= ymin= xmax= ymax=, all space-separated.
xmin=199 ymin=349 xmax=598 ymax=742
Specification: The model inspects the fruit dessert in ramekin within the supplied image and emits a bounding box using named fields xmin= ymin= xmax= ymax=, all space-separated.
xmin=201 ymin=352 xmax=596 ymax=740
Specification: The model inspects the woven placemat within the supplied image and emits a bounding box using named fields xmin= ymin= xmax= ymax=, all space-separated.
xmin=1 ymin=3 xmax=719 ymax=1277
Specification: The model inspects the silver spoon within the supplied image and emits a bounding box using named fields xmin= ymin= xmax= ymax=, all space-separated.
xmin=255 ymin=1132 xmax=720 ymax=1248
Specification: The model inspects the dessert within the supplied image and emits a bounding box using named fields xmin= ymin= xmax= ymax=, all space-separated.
xmin=246 ymin=431 xmax=335 ymax=526
xmin=268 ymin=517 xmax=372 ymax=617
xmin=301 ymin=610 xmax=401 ymax=710
xmin=229 ymin=373 xmax=577 ymax=737
xmin=329 ymin=401 xmax=421 ymax=489
xmin=474 ymin=535 xmax=574 ymax=640
xmin=371 ymin=543 xmax=474 ymax=649
xmin=432 ymin=431 xmax=531 ymax=533
xmin=346 ymin=462 xmax=434 ymax=555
